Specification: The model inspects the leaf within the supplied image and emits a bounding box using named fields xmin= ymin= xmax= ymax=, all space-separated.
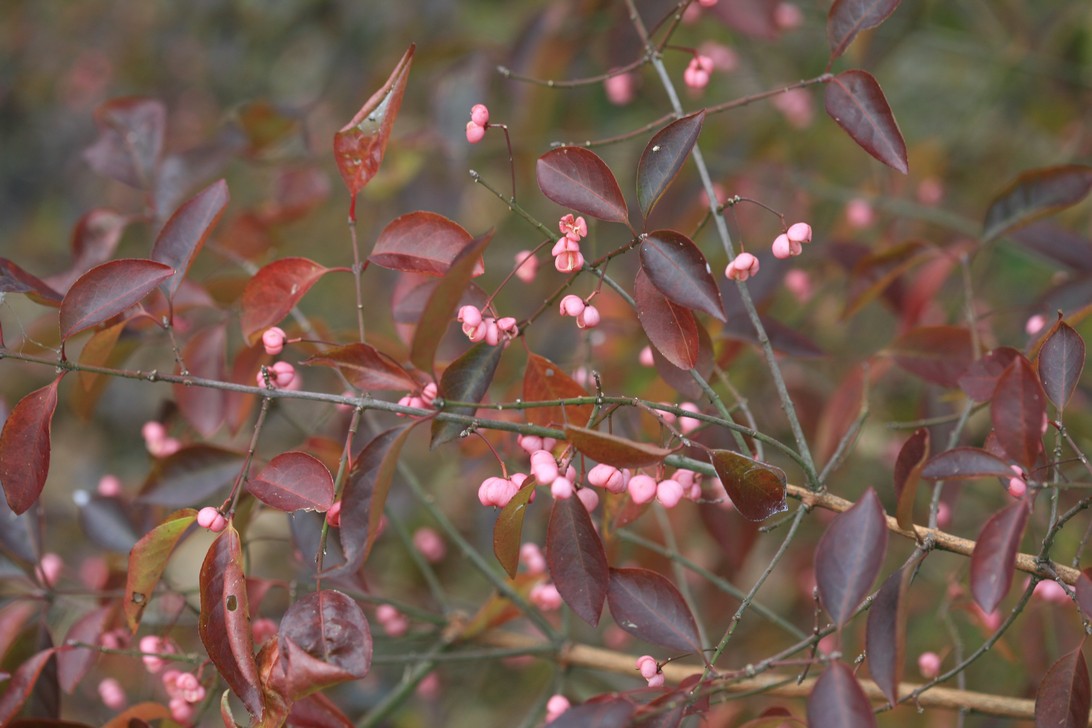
xmin=248 ymin=452 xmax=334 ymax=513
xmin=409 ymin=229 xmax=494 ymax=375
xmin=549 ymin=698 xmax=635 ymax=728
xmin=334 ymin=426 xmax=414 ymax=574
xmin=958 ymin=347 xmax=1021 ymax=402
xmin=1039 ymin=322 xmax=1085 ymax=410
xmin=565 ymin=425 xmax=674 ymax=469
xmin=285 ymin=692 xmax=355 ymax=728
xmin=371 ymin=211 xmax=481 ymax=276
xmin=606 ymin=567 xmax=702 ymax=654
xmin=59 ymin=259 xmax=173 ymax=341
xmin=124 ymin=509 xmax=198 ymax=632
xmin=843 ymin=240 xmax=932 ymax=320
xmin=827 ymin=0 xmax=903 ymax=60
xmin=0 ymin=648 xmax=58 ymax=726
xmin=57 ymin=605 xmax=112 ymax=693
xmin=271 ymin=590 xmax=372 ymax=701
xmin=536 ymin=147 xmax=629 ymax=224
xmin=139 ymin=445 xmax=244 ymax=506
xmin=82 ymin=97 xmax=165 ymax=189
xmin=333 ymin=44 xmax=415 ymax=198
xmin=0 ymin=375 xmax=62 ymax=514
xmin=0 ymin=258 xmax=63 ymax=306
xmin=865 ymin=565 xmax=912 ymax=705
xmin=547 ymin=495 xmax=609 ymax=626
xmin=650 ymin=322 xmax=715 ymax=400
xmin=150 ymin=178 xmax=229 ymax=297
xmin=982 ymin=165 xmax=1092 ymax=242
xmin=893 ymin=428 xmax=929 ymax=531
xmin=1010 ymin=222 xmax=1092 ymax=272
xmin=493 ymin=479 xmax=536 ymax=579
xmin=921 ymin=447 xmax=1016 ymax=480
xmin=635 ymin=268 xmax=700 ymax=370
xmin=522 ymin=354 xmax=593 ymax=428
xmin=824 ymin=70 xmax=908 ymax=174
xmin=890 ymin=325 xmax=974 ymax=387
xmin=174 ymin=323 xmax=227 ymax=438
xmin=815 ymin=488 xmax=888 ymax=628
xmin=639 ymin=230 xmax=725 ymax=321
xmin=636 ymin=111 xmax=705 ymax=219
xmin=991 ymin=356 xmax=1046 ymax=470
xmin=77 ymin=492 xmax=140 ymax=553
xmin=431 ymin=342 xmax=504 ymax=447
xmin=721 ymin=312 xmax=825 ymax=359
xmin=101 ymin=703 xmax=172 ymax=728
xmin=1035 ymin=645 xmax=1090 ymax=728
xmin=1077 ymin=569 xmax=1092 ymax=622
xmin=302 ymin=343 xmax=417 ymax=392
xmin=199 ymin=525 xmax=263 ymax=719
xmin=708 ymin=449 xmax=788 ymax=522
xmin=239 ymin=257 xmax=329 ymax=345
xmin=970 ymin=499 xmax=1030 ymax=614
xmin=806 ymin=661 xmax=877 ymax=728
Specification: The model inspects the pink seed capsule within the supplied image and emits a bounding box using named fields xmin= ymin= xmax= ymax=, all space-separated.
xmin=559 ymin=295 xmax=585 ymax=317
xmin=628 ymin=474 xmax=658 ymax=504
xmin=470 ymin=103 xmax=490 ymax=127
xmin=261 ymin=326 xmax=287 ymax=356
xmin=465 ymin=121 xmax=486 ymax=144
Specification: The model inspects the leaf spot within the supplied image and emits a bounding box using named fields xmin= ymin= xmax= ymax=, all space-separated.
xmin=227 ymin=594 xmax=238 ymax=611
xmin=131 ymin=592 xmax=146 ymax=605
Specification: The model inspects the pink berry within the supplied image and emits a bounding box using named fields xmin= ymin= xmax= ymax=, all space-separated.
xmin=783 ymin=269 xmax=813 ymax=302
xmin=262 ymin=326 xmax=287 ymax=356
xmin=636 ymin=655 xmax=659 ymax=680
xmin=465 ymin=319 xmax=488 ymax=342
xmin=37 ymin=553 xmax=63 ymax=586
xmin=98 ymin=677 xmax=126 ymax=709
xmin=514 ymin=251 xmax=538 ymax=283
xmin=936 ymin=502 xmax=951 ymax=528
xmin=1034 ymin=579 xmax=1069 ymax=604
xmin=639 ymin=346 xmax=655 ymax=367
xmin=576 ymin=305 xmax=600 ymax=329
xmin=656 ymin=479 xmax=685 ymax=509
xmin=421 ymin=382 xmax=438 ymax=406
xmin=551 ymin=236 xmax=580 ymax=256
xmin=1025 ymin=314 xmax=1046 ymax=336
xmin=470 ymin=103 xmax=490 ymax=127
xmin=520 ymin=543 xmax=547 ymax=575
xmin=142 ymin=421 xmax=166 ymax=447
xmin=604 ymin=73 xmax=635 ymax=106
xmin=647 ymin=673 xmax=666 ymax=688
xmin=845 ymin=198 xmax=875 ymax=228
xmin=530 ymin=582 xmax=563 ymax=611
xmin=140 ymin=635 xmax=173 ymax=673
xmin=197 ymin=507 xmax=227 ymax=532
xmin=588 ymin=463 xmax=624 ymax=493
xmin=531 ymin=451 xmax=560 ymax=484
xmin=774 ymin=2 xmax=803 ymax=29
xmin=1008 ymin=476 xmax=1027 ymax=498
xmin=678 ymin=402 xmax=701 ymax=434
xmin=169 ymin=697 xmax=195 ymax=724
xmin=559 ymin=294 xmax=585 ymax=317
xmin=97 ymin=474 xmax=122 ymax=497
xmin=576 ymin=487 xmax=599 ymax=512
xmin=786 ymin=222 xmax=812 ymax=245
xmin=628 ymin=474 xmax=658 ymax=504
xmin=771 ymin=233 xmax=801 ymax=259
xmin=458 ymin=304 xmax=482 ymax=328
xmin=466 ymin=121 xmax=486 ymax=144
xmin=917 ymin=177 xmax=944 ymax=205
xmin=550 ymin=476 xmax=574 ymax=499
xmin=559 ymin=214 xmax=588 ymax=241
xmin=413 ymin=527 xmax=446 ymax=563
xmin=518 ymin=434 xmax=543 ymax=454
xmin=269 ymin=361 xmax=296 ymax=388
xmin=698 ymin=0 xmax=718 ymax=6
xmin=546 ymin=694 xmax=571 ymax=723
xmin=496 ymin=316 xmax=519 ymax=337
xmin=484 ymin=319 xmax=501 ymax=346
xmin=554 ymin=250 xmax=585 ymax=273
xmin=917 ymin=651 xmax=941 ymax=679
xmin=726 ymin=252 xmax=761 ymax=281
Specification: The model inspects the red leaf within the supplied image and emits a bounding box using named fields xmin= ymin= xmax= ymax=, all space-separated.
xmin=650 ymin=321 xmax=715 ymax=400
xmin=843 ymin=240 xmax=932 ymax=320
xmin=806 ymin=661 xmax=877 ymax=728
xmin=921 ymin=447 xmax=1017 ymax=481
xmin=371 ymin=211 xmax=482 ymax=276
xmin=150 ymin=178 xmax=229 ymax=298
xmin=640 ymin=230 xmax=725 ymax=322
xmin=82 ymin=97 xmax=165 ymax=189
xmin=239 ymin=257 xmax=329 ymax=345
xmin=0 ymin=258 xmax=63 ymax=306
xmin=865 ymin=565 xmax=912 ymax=705
xmin=991 ymin=356 xmax=1046 ymax=470
xmin=970 ymin=499 xmax=1030 ymax=614
xmin=708 ymin=449 xmax=788 ymax=523
xmin=1035 ymin=644 xmax=1090 ymax=728
xmin=409 ymin=229 xmax=494 ymax=375
xmin=431 ymin=341 xmax=504 ymax=447
xmin=1039 ymin=322 xmax=1085 ymax=410
xmin=271 ymin=590 xmax=371 ymax=701
xmin=249 ymin=452 xmax=334 ymax=513
xmin=890 ymin=325 xmax=974 ymax=387
xmin=983 ymin=165 xmax=1092 ymax=242
xmin=494 ymin=479 xmax=536 ymax=578
xmin=824 ymin=70 xmax=908 ymax=174
xmin=827 ymin=0 xmax=903 ymax=60
xmin=536 ymin=147 xmax=629 ymax=224
xmin=523 ymin=354 xmax=593 ymax=428
xmin=637 ymin=111 xmax=705 ymax=219
xmin=958 ymin=347 xmax=1020 ymax=402
xmin=174 ymin=323 xmax=227 ymax=438
xmin=635 ymin=268 xmax=700 ymax=370
xmin=59 ymin=259 xmax=173 ymax=341
xmin=565 ymin=425 xmax=674 ymax=469
xmin=547 ymin=495 xmax=609 ymax=627
xmin=58 ymin=605 xmax=113 ymax=693
xmin=138 ymin=445 xmax=245 ymax=506
xmin=606 ymin=567 xmax=702 ymax=654
xmin=0 ymin=648 xmax=58 ymax=725
xmin=124 ymin=509 xmax=199 ymax=632
xmin=199 ymin=526 xmax=263 ymax=719
xmin=333 ymin=45 xmax=415 ymax=198
xmin=302 ymin=343 xmax=416 ymax=392
xmin=286 ymin=692 xmax=355 ymax=728
xmin=892 ymin=428 xmax=929 ymax=531
xmin=815 ymin=488 xmax=888 ymax=628
xmin=334 ymin=426 xmax=414 ymax=574
xmin=0 ymin=375 xmax=62 ymax=514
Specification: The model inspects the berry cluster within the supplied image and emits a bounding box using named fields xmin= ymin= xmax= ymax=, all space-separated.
xmin=465 ymin=103 xmax=489 ymax=143
xmin=457 ymin=305 xmax=519 ymax=346
xmin=553 ymin=213 xmax=587 ymax=272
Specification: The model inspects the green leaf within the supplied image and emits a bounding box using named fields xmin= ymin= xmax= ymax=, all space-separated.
xmin=431 ymin=342 xmax=504 ymax=447
xmin=709 ymin=449 xmax=788 ymax=522
xmin=124 ymin=509 xmax=198 ymax=632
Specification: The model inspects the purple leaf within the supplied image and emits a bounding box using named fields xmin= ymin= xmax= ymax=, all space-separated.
xmin=565 ymin=424 xmax=674 ymax=469
xmin=302 ymin=343 xmax=417 ymax=392
xmin=150 ymin=178 xmax=229 ymax=298
xmin=1039 ymin=322 xmax=1085 ymax=410
xmin=635 ymin=268 xmax=700 ymax=370
xmin=547 ymin=495 xmax=608 ymax=627
xmin=639 ymin=230 xmax=725 ymax=322
xmin=249 ymin=452 xmax=335 ymax=513
xmin=174 ymin=323 xmax=227 ymax=438
xmin=606 ymin=567 xmax=702 ymax=654
xmin=1078 ymin=570 xmax=1092 ymax=622
xmin=970 ymin=499 xmax=1030 ymax=614
xmin=892 ymin=428 xmax=929 ymax=531
xmin=371 ymin=211 xmax=479 ymax=276
xmin=824 ymin=70 xmax=908 ymax=174
xmin=983 ymin=165 xmax=1092 ymax=242
xmin=890 ymin=325 xmax=974 ymax=387
xmin=0 ymin=648 xmax=58 ymax=725
xmin=431 ymin=341 xmax=504 ymax=447
xmin=991 ymin=356 xmax=1046 ymax=470
xmin=57 ymin=605 xmax=113 ymax=693
xmin=1034 ymin=644 xmax=1090 ymax=728
xmin=0 ymin=258 xmax=63 ymax=306
xmin=958 ymin=347 xmax=1020 ymax=402
xmin=815 ymin=488 xmax=888 ymax=628
xmin=637 ymin=111 xmax=705 ymax=219
xmin=806 ymin=661 xmax=877 ymax=728
xmin=921 ymin=447 xmax=1017 ymax=481
xmin=828 ymin=0 xmax=903 ymax=60
xmin=138 ymin=445 xmax=244 ymax=507
xmin=865 ymin=565 xmax=912 ymax=705
xmin=548 ymin=698 xmax=635 ymax=728
xmin=708 ymin=449 xmax=788 ymax=522
xmin=59 ymin=259 xmax=173 ymax=341
xmin=650 ymin=321 xmax=715 ymax=400
xmin=1011 ymin=222 xmax=1092 ymax=272
xmin=0 ymin=375 xmax=63 ymax=514
xmin=82 ymin=97 xmax=165 ymax=189
xmin=537 ymin=147 xmax=629 ymax=224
